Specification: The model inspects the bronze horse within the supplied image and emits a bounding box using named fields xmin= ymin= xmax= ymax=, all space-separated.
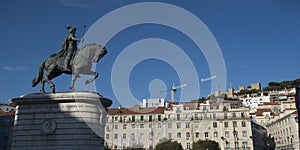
xmin=32 ymin=43 xmax=107 ymax=93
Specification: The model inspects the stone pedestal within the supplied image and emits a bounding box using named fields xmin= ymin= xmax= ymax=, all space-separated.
xmin=9 ymin=91 xmax=112 ymax=150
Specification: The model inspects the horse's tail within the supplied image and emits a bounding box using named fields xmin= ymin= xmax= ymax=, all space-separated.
xmin=32 ymin=61 xmax=45 ymax=87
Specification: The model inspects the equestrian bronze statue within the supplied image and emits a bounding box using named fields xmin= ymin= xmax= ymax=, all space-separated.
xmin=32 ymin=25 xmax=107 ymax=93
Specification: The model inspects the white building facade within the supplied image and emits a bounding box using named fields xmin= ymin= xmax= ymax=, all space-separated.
xmin=105 ymin=101 xmax=254 ymax=150
xmin=240 ymin=94 xmax=270 ymax=110
xmin=266 ymin=111 xmax=299 ymax=150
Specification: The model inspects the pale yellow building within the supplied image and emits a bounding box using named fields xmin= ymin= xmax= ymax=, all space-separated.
xmin=105 ymin=101 xmax=254 ymax=150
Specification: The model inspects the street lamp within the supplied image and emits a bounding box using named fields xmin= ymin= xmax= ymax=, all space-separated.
xmin=233 ymin=127 xmax=239 ymax=150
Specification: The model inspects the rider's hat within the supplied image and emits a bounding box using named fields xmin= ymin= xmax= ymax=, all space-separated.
xmin=66 ymin=25 xmax=77 ymax=32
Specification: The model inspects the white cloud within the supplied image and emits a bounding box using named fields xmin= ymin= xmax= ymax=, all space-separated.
xmin=2 ymin=66 xmax=29 ymax=71
xmin=60 ymin=0 xmax=93 ymax=8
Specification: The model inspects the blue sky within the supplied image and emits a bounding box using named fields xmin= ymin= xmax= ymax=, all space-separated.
xmin=1 ymin=0 xmax=300 ymax=107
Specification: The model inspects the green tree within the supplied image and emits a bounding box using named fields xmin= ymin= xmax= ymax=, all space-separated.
xmin=192 ymin=139 xmax=221 ymax=150
xmin=155 ymin=140 xmax=183 ymax=150
xmin=191 ymin=97 xmax=207 ymax=103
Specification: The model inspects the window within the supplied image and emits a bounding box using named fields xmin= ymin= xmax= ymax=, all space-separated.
xmin=158 ymin=132 xmax=162 ymax=139
xmin=131 ymin=133 xmax=135 ymax=139
xmin=114 ymin=124 xmax=118 ymax=129
xmin=214 ymin=131 xmax=218 ymax=137
xmin=185 ymin=113 xmax=189 ymax=119
xmin=158 ymin=123 xmax=162 ymax=128
xmin=224 ymin=113 xmax=228 ymax=119
xmin=241 ymin=112 xmax=245 ymax=118
xmin=123 ymin=133 xmax=126 ymax=139
xmin=186 ymin=132 xmax=190 ymax=138
xmin=168 ymin=114 xmax=172 ymax=120
xmin=194 ymin=113 xmax=198 ymax=119
xmin=106 ymin=134 xmax=110 ymax=139
xmin=168 ymin=132 xmax=172 ymax=139
xmin=149 ymin=115 xmax=153 ymax=122
xmin=213 ymin=122 xmax=217 ymax=128
xmin=158 ymin=115 xmax=161 ymax=121
xmin=186 ymin=122 xmax=190 ymax=128
xmin=177 ymin=123 xmax=181 ymax=129
xmin=242 ymin=142 xmax=248 ymax=149
xmin=140 ymin=124 xmax=144 ymax=128
xmin=242 ymin=121 xmax=246 ymax=127
xmin=213 ymin=113 xmax=216 ymax=119
xmin=131 ymin=124 xmax=135 ymax=128
xmin=242 ymin=131 xmax=247 ymax=137
xmin=123 ymin=124 xmax=127 ymax=129
xmin=224 ymin=122 xmax=228 ymax=128
xmin=114 ymin=133 xmax=118 ymax=139
xmin=140 ymin=133 xmax=144 ymax=139
xmin=195 ymin=132 xmax=200 ymax=138
xmin=225 ymin=131 xmax=230 ymax=137
xmin=232 ymin=112 xmax=236 ymax=118
xmin=203 ymin=113 xmax=207 ymax=119
xmin=204 ymin=132 xmax=209 ymax=138
xmin=140 ymin=116 xmax=144 ymax=121
xmin=187 ymin=142 xmax=191 ymax=150
xmin=149 ymin=123 xmax=153 ymax=128
xmin=132 ymin=116 xmax=135 ymax=122
xmin=168 ymin=123 xmax=172 ymax=129
xmin=233 ymin=121 xmax=237 ymax=127
xmin=149 ymin=132 xmax=153 ymax=139
xmin=203 ymin=106 xmax=207 ymax=111
xmin=177 ymin=132 xmax=181 ymax=138
xmin=177 ymin=114 xmax=181 ymax=120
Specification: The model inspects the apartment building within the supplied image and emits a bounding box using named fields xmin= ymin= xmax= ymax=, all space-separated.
xmin=105 ymin=101 xmax=254 ymax=150
xmin=240 ymin=93 xmax=271 ymax=110
xmin=266 ymin=111 xmax=299 ymax=150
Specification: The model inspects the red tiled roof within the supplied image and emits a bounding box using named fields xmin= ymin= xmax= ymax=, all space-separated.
xmin=263 ymin=102 xmax=280 ymax=105
xmin=108 ymin=107 xmax=164 ymax=115
xmin=282 ymin=101 xmax=295 ymax=104
xmin=256 ymin=108 xmax=272 ymax=116
xmin=285 ymin=108 xmax=296 ymax=110
xmin=0 ymin=110 xmax=15 ymax=116
xmin=183 ymin=102 xmax=200 ymax=109
xmin=291 ymin=110 xmax=298 ymax=114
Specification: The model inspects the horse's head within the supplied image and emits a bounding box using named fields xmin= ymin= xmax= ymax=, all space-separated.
xmin=78 ymin=43 xmax=107 ymax=63
xmin=93 ymin=45 xmax=107 ymax=63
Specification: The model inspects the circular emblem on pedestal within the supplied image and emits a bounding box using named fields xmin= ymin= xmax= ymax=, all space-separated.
xmin=41 ymin=119 xmax=56 ymax=135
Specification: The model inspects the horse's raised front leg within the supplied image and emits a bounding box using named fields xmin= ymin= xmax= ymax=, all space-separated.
xmin=85 ymin=70 xmax=98 ymax=84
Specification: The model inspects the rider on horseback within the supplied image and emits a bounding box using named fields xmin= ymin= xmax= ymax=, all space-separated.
xmin=59 ymin=25 xmax=83 ymax=72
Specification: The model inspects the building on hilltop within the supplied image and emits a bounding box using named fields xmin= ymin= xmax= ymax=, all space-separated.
xmin=105 ymin=100 xmax=254 ymax=150
xmin=209 ymin=82 xmax=262 ymax=100
xmin=268 ymin=88 xmax=296 ymax=102
xmin=240 ymin=93 xmax=271 ymax=110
